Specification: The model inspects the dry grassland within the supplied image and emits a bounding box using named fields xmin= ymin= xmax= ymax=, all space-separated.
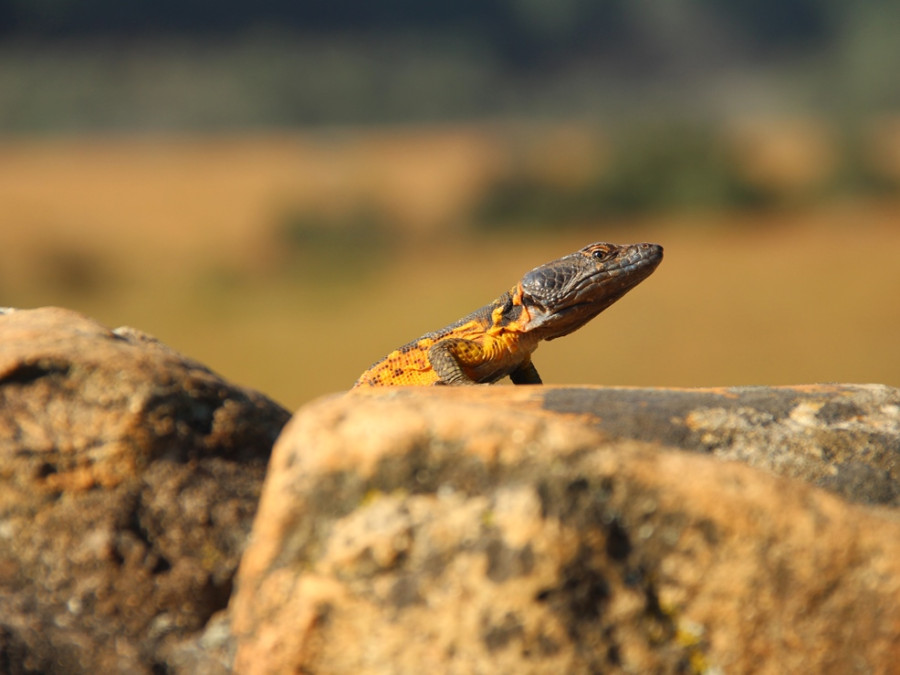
xmin=1 ymin=129 xmax=898 ymax=409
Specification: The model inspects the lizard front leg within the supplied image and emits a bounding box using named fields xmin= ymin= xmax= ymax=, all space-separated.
xmin=428 ymin=338 xmax=486 ymax=384
xmin=510 ymin=360 xmax=542 ymax=384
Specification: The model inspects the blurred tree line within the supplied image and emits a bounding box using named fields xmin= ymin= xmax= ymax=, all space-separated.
xmin=0 ymin=0 xmax=837 ymax=65
xmin=1 ymin=0 xmax=898 ymax=222
xmin=1 ymin=0 xmax=898 ymax=130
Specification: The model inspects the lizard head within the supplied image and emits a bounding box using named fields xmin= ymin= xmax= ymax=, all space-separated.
xmin=518 ymin=241 xmax=663 ymax=340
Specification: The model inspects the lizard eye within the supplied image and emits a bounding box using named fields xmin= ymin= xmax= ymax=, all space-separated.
xmin=591 ymin=247 xmax=614 ymax=261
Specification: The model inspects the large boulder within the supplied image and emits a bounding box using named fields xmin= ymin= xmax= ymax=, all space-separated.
xmin=4 ymin=306 xmax=899 ymax=673
xmin=232 ymin=386 xmax=900 ymax=674
xmin=0 ymin=307 xmax=290 ymax=674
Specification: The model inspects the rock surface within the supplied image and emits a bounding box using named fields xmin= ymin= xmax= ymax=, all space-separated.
xmin=536 ymin=384 xmax=900 ymax=505
xmin=232 ymin=387 xmax=900 ymax=674
xmin=4 ymin=306 xmax=900 ymax=673
xmin=0 ymin=307 xmax=290 ymax=674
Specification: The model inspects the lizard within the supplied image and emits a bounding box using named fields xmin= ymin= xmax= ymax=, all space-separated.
xmin=352 ymin=241 xmax=663 ymax=388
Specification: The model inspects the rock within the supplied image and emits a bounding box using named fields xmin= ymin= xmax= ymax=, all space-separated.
xmin=347 ymin=384 xmax=900 ymax=507
xmin=538 ymin=384 xmax=900 ymax=506
xmin=5 ymin=308 xmax=898 ymax=673
xmin=232 ymin=387 xmax=900 ymax=674
xmin=0 ymin=307 xmax=290 ymax=674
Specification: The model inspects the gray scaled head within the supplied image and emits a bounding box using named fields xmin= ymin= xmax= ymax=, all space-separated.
xmin=519 ymin=241 xmax=663 ymax=339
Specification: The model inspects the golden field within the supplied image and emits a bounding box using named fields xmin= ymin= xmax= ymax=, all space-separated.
xmin=1 ymin=127 xmax=899 ymax=410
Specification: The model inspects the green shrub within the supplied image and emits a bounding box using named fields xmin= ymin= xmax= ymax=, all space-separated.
xmin=473 ymin=123 xmax=780 ymax=231
xmin=275 ymin=206 xmax=394 ymax=281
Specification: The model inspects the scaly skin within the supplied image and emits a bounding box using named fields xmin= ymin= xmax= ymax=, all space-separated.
xmin=353 ymin=241 xmax=663 ymax=387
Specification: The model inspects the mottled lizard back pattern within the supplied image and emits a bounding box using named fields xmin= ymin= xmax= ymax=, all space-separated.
xmin=353 ymin=241 xmax=663 ymax=387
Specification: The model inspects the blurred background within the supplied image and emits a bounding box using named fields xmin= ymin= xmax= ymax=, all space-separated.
xmin=1 ymin=1 xmax=899 ymax=409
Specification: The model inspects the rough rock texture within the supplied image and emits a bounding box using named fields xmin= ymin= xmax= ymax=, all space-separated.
xmin=5 ymin=306 xmax=899 ymax=674
xmin=537 ymin=384 xmax=900 ymax=506
xmin=0 ymin=307 xmax=290 ymax=674
xmin=232 ymin=387 xmax=900 ymax=674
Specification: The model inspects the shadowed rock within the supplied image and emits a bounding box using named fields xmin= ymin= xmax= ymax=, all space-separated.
xmin=232 ymin=386 xmax=900 ymax=674
xmin=501 ymin=384 xmax=900 ymax=505
xmin=0 ymin=307 xmax=290 ymax=674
